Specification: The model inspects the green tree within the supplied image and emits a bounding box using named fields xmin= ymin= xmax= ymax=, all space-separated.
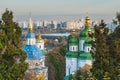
xmin=116 ymin=12 xmax=120 ymax=23
xmin=45 ymin=46 xmax=67 ymax=80
xmin=0 ymin=9 xmax=27 ymax=80
xmin=91 ymin=20 xmax=115 ymax=80
xmin=107 ymin=12 xmax=120 ymax=78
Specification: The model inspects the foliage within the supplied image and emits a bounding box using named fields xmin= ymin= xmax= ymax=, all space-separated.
xmin=107 ymin=12 xmax=120 ymax=78
xmin=90 ymin=20 xmax=115 ymax=80
xmin=45 ymin=46 xmax=67 ymax=80
xmin=0 ymin=9 xmax=27 ymax=80
xmin=116 ymin=12 xmax=120 ymax=23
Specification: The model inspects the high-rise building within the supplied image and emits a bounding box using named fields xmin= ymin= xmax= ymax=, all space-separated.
xmin=65 ymin=21 xmax=84 ymax=30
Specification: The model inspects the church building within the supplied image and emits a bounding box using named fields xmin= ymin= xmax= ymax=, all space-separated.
xmin=23 ymin=18 xmax=48 ymax=80
xmin=64 ymin=16 xmax=94 ymax=80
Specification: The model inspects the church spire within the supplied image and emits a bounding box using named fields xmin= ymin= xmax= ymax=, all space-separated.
xmin=29 ymin=18 xmax=33 ymax=32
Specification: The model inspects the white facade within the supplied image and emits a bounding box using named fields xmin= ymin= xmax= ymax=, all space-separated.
xmin=26 ymin=38 xmax=36 ymax=45
xmin=26 ymin=58 xmax=45 ymax=69
xmin=84 ymin=46 xmax=91 ymax=52
xmin=36 ymin=42 xmax=44 ymax=50
xmin=79 ymin=40 xmax=85 ymax=51
xmin=69 ymin=46 xmax=78 ymax=52
xmin=66 ymin=58 xmax=77 ymax=76
xmin=78 ymin=60 xmax=92 ymax=68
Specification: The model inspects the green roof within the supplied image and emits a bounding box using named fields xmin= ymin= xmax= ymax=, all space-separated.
xmin=80 ymin=26 xmax=90 ymax=37
xmin=79 ymin=51 xmax=93 ymax=60
xmin=64 ymin=75 xmax=70 ymax=80
xmin=84 ymin=43 xmax=92 ymax=46
xmin=66 ymin=51 xmax=79 ymax=58
xmin=68 ymin=37 xmax=79 ymax=45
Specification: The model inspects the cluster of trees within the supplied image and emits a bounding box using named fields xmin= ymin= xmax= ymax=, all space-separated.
xmin=0 ymin=9 xmax=27 ymax=80
xmin=91 ymin=13 xmax=120 ymax=80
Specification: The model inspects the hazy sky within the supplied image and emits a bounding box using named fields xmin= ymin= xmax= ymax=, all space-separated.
xmin=0 ymin=0 xmax=120 ymax=15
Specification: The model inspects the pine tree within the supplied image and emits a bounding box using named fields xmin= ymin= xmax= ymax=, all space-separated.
xmin=0 ymin=9 xmax=27 ymax=80
xmin=91 ymin=20 xmax=115 ymax=80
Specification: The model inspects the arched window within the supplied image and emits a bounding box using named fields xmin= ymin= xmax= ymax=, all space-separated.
xmin=29 ymin=39 xmax=30 ymax=44
xmin=69 ymin=68 xmax=70 ymax=75
xmin=35 ymin=63 xmax=39 ymax=66
xmin=88 ymin=48 xmax=89 ymax=51
xmin=39 ymin=45 xmax=41 ymax=48
xmin=73 ymin=47 xmax=74 ymax=51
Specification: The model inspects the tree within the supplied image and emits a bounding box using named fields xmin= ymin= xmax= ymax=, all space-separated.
xmin=116 ymin=12 xmax=120 ymax=23
xmin=91 ymin=20 xmax=115 ymax=80
xmin=107 ymin=12 xmax=120 ymax=78
xmin=0 ymin=9 xmax=27 ymax=80
xmin=45 ymin=47 xmax=67 ymax=80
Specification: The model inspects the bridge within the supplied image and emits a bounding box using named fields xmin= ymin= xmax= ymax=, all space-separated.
xmin=41 ymin=33 xmax=70 ymax=39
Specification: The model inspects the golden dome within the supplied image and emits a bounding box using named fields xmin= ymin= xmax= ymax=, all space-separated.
xmin=29 ymin=18 xmax=33 ymax=32
xmin=37 ymin=33 xmax=44 ymax=43
xmin=85 ymin=16 xmax=91 ymax=26
xmin=71 ymin=29 xmax=77 ymax=36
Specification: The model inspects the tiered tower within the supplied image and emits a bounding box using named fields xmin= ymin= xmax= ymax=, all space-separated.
xmin=36 ymin=33 xmax=44 ymax=50
xmin=65 ymin=16 xmax=94 ymax=80
xmin=23 ymin=18 xmax=48 ymax=80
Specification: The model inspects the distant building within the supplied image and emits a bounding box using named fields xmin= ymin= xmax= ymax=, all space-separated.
xmin=51 ymin=20 xmax=57 ymax=29
xmin=65 ymin=20 xmax=84 ymax=30
xmin=108 ymin=22 xmax=117 ymax=33
xmin=23 ymin=18 xmax=48 ymax=80
xmin=64 ymin=16 xmax=94 ymax=80
xmin=18 ymin=21 xmax=28 ymax=28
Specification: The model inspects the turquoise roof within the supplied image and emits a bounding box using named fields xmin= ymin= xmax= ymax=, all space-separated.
xmin=23 ymin=45 xmax=44 ymax=59
xmin=26 ymin=32 xmax=35 ymax=38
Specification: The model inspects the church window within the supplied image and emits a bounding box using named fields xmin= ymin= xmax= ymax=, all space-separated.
xmin=69 ymin=68 xmax=70 ymax=75
xmin=73 ymin=47 xmax=74 ymax=51
xmin=39 ymin=46 xmax=41 ymax=48
xmin=35 ymin=63 xmax=39 ymax=66
xmin=29 ymin=40 xmax=30 ymax=44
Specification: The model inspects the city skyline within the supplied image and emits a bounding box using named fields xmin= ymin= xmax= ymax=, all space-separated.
xmin=0 ymin=0 xmax=120 ymax=15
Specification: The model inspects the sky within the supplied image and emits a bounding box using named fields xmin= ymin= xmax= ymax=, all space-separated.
xmin=0 ymin=0 xmax=120 ymax=16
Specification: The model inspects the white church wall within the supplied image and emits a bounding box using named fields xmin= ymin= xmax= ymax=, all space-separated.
xmin=36 ymin=42 xmax=44 ymax=50
xmin=84 ymin=46 xmax=91 ymax=52
xmin=78 ymin=59 xmax=92 ymax=68
xmin=79 ymin=40 xmax=85 ymax=51
xmin=26 ymin=58 xmax=45 ymax=69
xmin=66 ymin=57 xmax=77 ymax=76
xmin=27 ymin=38 xmax=36 ymax=45
xmin=69 ymin=46 xmax=78 ymax=52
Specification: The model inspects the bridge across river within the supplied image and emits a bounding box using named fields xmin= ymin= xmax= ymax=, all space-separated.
xmin=41 ymin=33 xmax=70 ymax=39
